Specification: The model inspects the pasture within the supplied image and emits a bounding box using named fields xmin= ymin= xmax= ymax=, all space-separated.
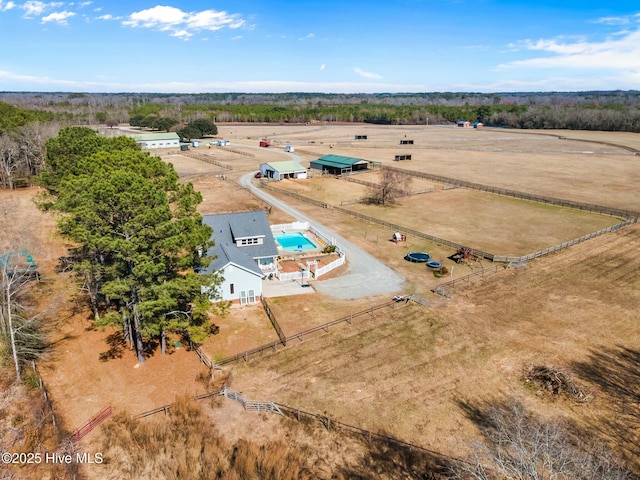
xmin=12 ymin=123 xmax=640 ymax=475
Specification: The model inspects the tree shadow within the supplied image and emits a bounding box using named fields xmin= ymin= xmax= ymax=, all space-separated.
xmin=99 ymin=331 xmax=127 ymax=361
xmin=571 ymin=345 xmax=640 ymax=469
xmin=331 ymin=429 xmax=454 ymax=479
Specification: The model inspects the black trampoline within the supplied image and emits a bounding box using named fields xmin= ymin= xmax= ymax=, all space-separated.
xmin=404 ymin=252 xmax=431 ymax=263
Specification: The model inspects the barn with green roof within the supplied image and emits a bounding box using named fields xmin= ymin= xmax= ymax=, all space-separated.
xmin=309 ymin=154 xmax=371 ymax=175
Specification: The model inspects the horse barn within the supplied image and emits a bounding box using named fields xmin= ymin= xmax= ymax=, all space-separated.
xmin=259 ymin=160 xmax=308 ymax=180
xmin=309 ymin=154 xmax=371 ymax=175
xmin=129 ymin=132 xmax=180 ymax=149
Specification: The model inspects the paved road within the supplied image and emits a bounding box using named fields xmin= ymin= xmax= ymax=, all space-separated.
xmin=239 ymin=171 xmax=406 ymax=300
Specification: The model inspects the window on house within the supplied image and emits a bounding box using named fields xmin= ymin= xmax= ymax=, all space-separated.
xmin=240 ymin=238 xmax=259 ymax=246
xmin=230 ymin=283 xmax=235 ymax=294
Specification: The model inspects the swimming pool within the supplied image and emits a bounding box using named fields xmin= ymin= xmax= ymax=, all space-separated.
xmin=275 ymin=232 xmax=317 ymax=251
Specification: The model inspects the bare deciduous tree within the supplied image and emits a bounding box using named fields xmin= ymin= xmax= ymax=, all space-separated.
xmin=363 ymin=168 xmax=413 ymax=205
xmin=452 ymin=400 xmax=632 ymax=480
xmin=0 ymin=250 xmax=47 ymax=382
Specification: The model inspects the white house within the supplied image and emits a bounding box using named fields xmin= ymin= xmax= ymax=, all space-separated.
xmin=200 ymin=211 xmax=278 ymax=305
xmin=129 ymin=132 xmax=180 ymax=149
xmin=259 ymin=160 xmax=308 ymax=180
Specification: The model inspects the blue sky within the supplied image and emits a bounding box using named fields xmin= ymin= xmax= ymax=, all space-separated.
xmin=0 ymin=0 xmax=638 ymax=93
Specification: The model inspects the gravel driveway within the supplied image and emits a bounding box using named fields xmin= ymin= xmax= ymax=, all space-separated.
xmin=239 ymin=172 xmax=406 ymax=299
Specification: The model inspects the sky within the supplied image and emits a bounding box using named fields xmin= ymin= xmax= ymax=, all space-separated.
xmin=0 ymin=0 xmax=638 ymax=93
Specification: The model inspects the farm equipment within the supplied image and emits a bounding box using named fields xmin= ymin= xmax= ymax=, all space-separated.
xmin=259 ymin=139 xmax=271 ymax=147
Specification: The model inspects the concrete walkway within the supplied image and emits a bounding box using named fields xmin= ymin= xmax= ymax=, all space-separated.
xmin=239 ymin=172 xmax=406 ymax=300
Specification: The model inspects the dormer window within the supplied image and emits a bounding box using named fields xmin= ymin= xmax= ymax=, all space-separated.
xmin=240 ymin=238 xmax=260 ymax=246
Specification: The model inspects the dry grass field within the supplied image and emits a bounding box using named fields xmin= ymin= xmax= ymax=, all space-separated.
xmin=7 ymin=124 xmax=640 ymax=477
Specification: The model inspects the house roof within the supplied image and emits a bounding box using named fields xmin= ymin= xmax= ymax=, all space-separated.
xmin=262 ymin=161 xmax=306 ymax=173
xmin=129 ymin=132 xmax=180 ymax=142
xmin=200 ymin=211 xmax=278 ymax=276
xmin=310 ymin=154 xmax=368 ymax=168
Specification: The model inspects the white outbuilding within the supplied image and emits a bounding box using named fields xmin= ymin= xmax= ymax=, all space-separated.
xmin=129 ymin=132 xmax=180 ymax=149
xmin=259 ymin=161 xmax=308 ymax=180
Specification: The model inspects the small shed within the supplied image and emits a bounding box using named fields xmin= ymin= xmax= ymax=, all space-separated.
xmin=310 ymin=154 xmax=370 ymax=175
xmin=473 ymin=122 xmax=484 ymax=129
xmin=355 ymin=135 xmax=368 ymax=140
xmin=400 ymin=139 xmax=414 ymax=145
xmin=394 ymin=154 xmax=412 ymax=161
xmin=259 ymin=161 xmax=307 ymax=180
xmin=457 ymin=121 xmax=470 ymax=128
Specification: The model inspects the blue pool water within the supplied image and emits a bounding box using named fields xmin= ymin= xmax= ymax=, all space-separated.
xmin=275 ymin=232 xmax=317 ymax=251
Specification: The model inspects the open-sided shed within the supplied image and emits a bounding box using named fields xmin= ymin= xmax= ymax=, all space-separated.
xmin=309 ymin=154 xmax=370 ymax=175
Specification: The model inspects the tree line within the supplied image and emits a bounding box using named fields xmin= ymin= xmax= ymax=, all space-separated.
xmin=1 ymin=91 xmax=639 ymax=132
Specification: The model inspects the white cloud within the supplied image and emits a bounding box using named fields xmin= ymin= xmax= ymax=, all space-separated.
xmin=170 ymin=29 xmax=192 ymax=40
xmin=122 ymin=5 xmax=245 ymax=39
xmin=354 ymin=67 xmax=382 ymax=79
xmin=96 ymin=13 xmax=120 ymax=21
xmin=41 ymin=10 xmax=75 ymax=24
xmin=231 ymin=35 xmax=242 ymax=40
xmin=320 ymin=64 xmax=325 ymax=70
xmin=502 ymin=26 xmax=640 ymax=72
xmin=21 ymin=1 xmax=62 ymax=17
xmin=1 ymin=1 xmax=17 ymax=11
xmin=592 ymin=13 xmax=640 ymax=26
xmin=298 ymin=33 xmax=315 ymax=40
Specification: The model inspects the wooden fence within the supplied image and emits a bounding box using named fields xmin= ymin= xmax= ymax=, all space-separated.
xmin=382 ymin=164 xmax=640 ymax=220
xmin=215 ymin=300 xmax=407 ymax=366
xmin=342 ymin=176 xmax=435 ymax=197
xmin=432 ymin=265 xmax=506 ymax=298
xmin=260 ymin=182 xmax=329 ymax=208
xmin=257 ymin=175 xmax=636 ymax=267
xmin=181 ymin=151 xmax=233 ymax=170
xmin=217 ymin=146 xmax=256 ymax=158
xmin=72 ymin=405 xmax=113 ymax=442
xmin=188 ymin=337 xmax=214 ymax=369
xmin=273 ymin=402 xmax=464 ymax=470
xmin=491 ymin=218 xmax=636 ymax=263
xmin=30 ymin=361 xmax=59 ymax=432
xmin=261 ymin=297 xmax=287 ymax=346
xmin=134 ymin=391 xmax=223 ymax=419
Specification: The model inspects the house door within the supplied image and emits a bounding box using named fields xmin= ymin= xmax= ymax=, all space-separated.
xmin=247 ymin=289 xmax=256 ymax=304
xmin=240 ymin=291 xmax=247 ymax=305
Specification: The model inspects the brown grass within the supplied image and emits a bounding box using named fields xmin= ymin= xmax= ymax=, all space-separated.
xmin=6 ymin=124 xmax=640 ymax=477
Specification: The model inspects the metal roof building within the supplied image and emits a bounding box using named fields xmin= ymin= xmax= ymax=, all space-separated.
xmin=129 ymin=132 xmax=180 ymax=149
xmin=309 ymin=154 xmax=370 ymax=175
xmin=259 ymin=160 xmax=308 ymax=180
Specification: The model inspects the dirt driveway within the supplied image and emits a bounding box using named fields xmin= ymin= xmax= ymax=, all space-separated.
xmin=240 ymin=172 xmax=407 ymax=299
